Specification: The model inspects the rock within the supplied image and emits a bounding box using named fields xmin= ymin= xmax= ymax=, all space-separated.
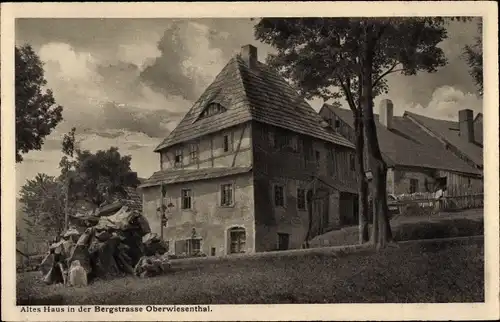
xmin=69 ymin=260 xmax=88 ymax=287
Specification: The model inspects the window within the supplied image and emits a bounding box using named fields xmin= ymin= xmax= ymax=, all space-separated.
xmin=315 ymin=150 xmax=320 ymax=162
xmin=190 ymin=238 xmax=201 ymax=254
xmin=229 ymin=227 xmax=246 ymax=254
xmin=200 ymin=102 xmax=225 ymax=118
xmin=210 ymin=247 xmax=216 ymax=256
xmin=409 ymin=179 xmax=418 ymax=194
xmin=329 ymin=149 xmax=336 ymax=176
xmin=175 ymin=238 xmax=201 ymax=256
xmin=274 ymin=185 xmax=285 ymax=207
xmin=297 ymin=188 xmax=306 ymax=210
xmin=334 ymin=117 xmax=341 ymax=129
xmin=289 ymin=136 xmax=298 ymax=152
xmin=174 ymin=149 xmax=183 ymax=168
xmin=269 ymin=131 xmax=276 ymax=148
xmin=181 ymin=189 xmax=192 ymax=209
xmin=223 ymin=134 xmax=232 ymax=152
xmin=349 ymin=153 xmax=356 ymax=172
xmin=220 ymin=184 xmax=234 ymax=206
xmin=277 ymin=233 xmax=290 ymax=251
xmin=189 ymin=143 xmax=198 ymax=163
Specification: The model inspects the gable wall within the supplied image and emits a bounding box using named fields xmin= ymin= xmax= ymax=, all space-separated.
xmin=159 ymin=122 xmax=252 ymax=171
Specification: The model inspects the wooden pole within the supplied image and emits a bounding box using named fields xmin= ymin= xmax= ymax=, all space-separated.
xmin=160 ymin=182 xmax=165 ymax=240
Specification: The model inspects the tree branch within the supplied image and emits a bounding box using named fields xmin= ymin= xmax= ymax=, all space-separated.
xmin=372 ymin=63 xmax=403 ymax=88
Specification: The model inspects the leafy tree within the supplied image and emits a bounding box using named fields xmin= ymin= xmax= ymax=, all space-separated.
xmin=15 ymin=44 xmax=63 ymax=162
xmin=462 ymin=21 xmax=483 ymax=96
xmin=65 ymin=146 xmax=141 ymax=208
xmin=19 ymin=173 xmax=66 ymax=236
xmin=255 ymin=18 xmax=456 ymax=248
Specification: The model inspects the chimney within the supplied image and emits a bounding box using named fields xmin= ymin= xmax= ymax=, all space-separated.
xmin=241 ymin=44 xmax=257 ymax=69
xmin=459 ymin=109 xmax=475 ymax=143
xmin=379 ymin=99 xmax=394 ymax=129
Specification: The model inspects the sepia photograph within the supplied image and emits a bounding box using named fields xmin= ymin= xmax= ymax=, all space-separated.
xmin=1 ymin=2 xmax=498 ymax=321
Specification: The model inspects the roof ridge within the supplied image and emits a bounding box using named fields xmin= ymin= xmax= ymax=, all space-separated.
xmin=233 ymin=55 xmax=255 ymax=115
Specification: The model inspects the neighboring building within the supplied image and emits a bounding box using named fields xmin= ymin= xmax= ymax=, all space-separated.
xmin=140 ymin=44 xmax=358 ymax=256
xmin=404 ymin=110 xmax=483 ymax=170
xmin=319 ymin=101 xmax=483 ymax=197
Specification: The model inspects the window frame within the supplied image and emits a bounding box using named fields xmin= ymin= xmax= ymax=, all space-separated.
xmin=181 ymin=188 xmax=192 ymax=210
xmin=222 ymin=132 xmax=233 ymax=153
xmin=409 ymin=178 xmax=419 ymax=194
xmin=297 ymin=188 xmax=306 ymax=211
xmin=289 ymin=135 xmax=298 ymax=152
xmin=189 ymin=143 xmax=199 ymax=164
xmin=174 ymin=148 xmax=183 ymax=168
xmin=349 ymin=153 xmax=356 ymax=172
xmin=274 ymin=184 xmax=285 ymax=208
xmin=220 ymin=183 xmax=234 ymax=207
xmin=229 ymin=227 xmax=246 ymax=254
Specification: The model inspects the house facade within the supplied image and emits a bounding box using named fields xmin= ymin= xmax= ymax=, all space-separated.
xmin=319 ymin=101 xmax=483 ymax=198
xmin=140 ymin=45 xmax=358 ymax=256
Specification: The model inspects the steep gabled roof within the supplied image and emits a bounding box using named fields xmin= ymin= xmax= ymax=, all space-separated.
xmin=323 ymin=104 xmax=481 ymax=175
xmin=404 ymin=111 xmax=483 ymax=168
xmin=155 ymin=55 xmax=353 ymax=152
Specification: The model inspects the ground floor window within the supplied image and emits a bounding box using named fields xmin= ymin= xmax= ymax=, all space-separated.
xmin=229 ymin=227 xmax=246 ymax=254
xmin=174 ymin=238 xmax=202 ymax=256
xmin=277 ymin=233 xmax=290 ymax=251
xmin=409 ymin=178 xmax=418 ymax=194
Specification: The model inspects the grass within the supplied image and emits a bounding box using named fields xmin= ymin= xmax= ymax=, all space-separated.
xmin=17 ymin=237 xmax=484 ymax=305
xmin=310 ymin=209 xmax=483 ymax=247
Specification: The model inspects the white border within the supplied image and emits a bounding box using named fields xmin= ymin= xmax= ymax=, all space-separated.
xmin=1 ymin=2 xmax=499 ymax=321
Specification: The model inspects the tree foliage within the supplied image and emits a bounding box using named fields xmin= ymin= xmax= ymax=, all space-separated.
xmin=64 ymin=146 xmax=141 ymax=207
xmin=462 ymin=21 xmax=483 ymax=96
xmin=15 ymin=44 xmax=63 ymax=162
xmin=19 ymin=173 xmax=66 ymax=235
xmin=254 ymin=17 xmax=455 ymax=248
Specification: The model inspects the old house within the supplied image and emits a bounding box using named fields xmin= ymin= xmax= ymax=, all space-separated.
xmin=139 ymin=44 xmax=358 ymax=256
xmin=319 ymin=100 xmax=483 ymax=197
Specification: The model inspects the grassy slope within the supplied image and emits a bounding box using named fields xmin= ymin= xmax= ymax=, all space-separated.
xmin=17 ymin=238 xmax=484 ymax=305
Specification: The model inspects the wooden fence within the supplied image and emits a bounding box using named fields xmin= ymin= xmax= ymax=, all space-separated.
xmin=390 ymin=193 xmax=484 ymax=214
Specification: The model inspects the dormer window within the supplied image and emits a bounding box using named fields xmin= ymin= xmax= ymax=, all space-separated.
xmin=200 ymin=102 xmax=226 ymax=119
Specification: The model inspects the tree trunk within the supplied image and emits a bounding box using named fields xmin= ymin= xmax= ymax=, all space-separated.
xmin=354 ymin=112 xmax=369 ymax=243
xmin=303 ymin=189 xmax=314 ymax=248
xmin=64 ymin=176 xmax=70 ymax=231
xmin=361 ymin=28 xmax=393 ymax=249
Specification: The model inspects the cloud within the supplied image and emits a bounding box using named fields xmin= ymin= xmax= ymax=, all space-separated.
xmin=406 ymin=85 xmax=482 ymax=121
xmin=140 ymin=20 xmax=226 ymax=101
xmin=38 ymin=42 xmax=190 ymax=139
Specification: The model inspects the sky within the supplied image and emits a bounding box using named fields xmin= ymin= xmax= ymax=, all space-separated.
xmin=14 ymin=18 xmax=483 ymax=196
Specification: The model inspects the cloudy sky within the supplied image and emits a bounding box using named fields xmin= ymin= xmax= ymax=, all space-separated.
xmin=14 ymin=18 xmax=482 ymax=195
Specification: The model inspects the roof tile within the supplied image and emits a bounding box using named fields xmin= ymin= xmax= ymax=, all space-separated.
xmin=139 ymin=166 xmax=252 ymax=188
xmin=405 ymin=111 xmax=483 ymax=167
xmin=155 ymin=56 xmax=354 ymax=152
xmin=324 ymin=105 xmax=481 ymax=175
